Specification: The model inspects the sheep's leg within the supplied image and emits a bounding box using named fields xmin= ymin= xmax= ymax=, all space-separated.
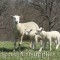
xmin=50 ymin=39 xmax=52 ymax=51
xmin=14 ymin=41 xmax=16 ymax=51
xmin=18 ymin=35 xmax=23 ymax=50
xmin=20 ymin=35 xmax=23 ymax=45
xmin=13 ymin=39 xmax=16 ymax=51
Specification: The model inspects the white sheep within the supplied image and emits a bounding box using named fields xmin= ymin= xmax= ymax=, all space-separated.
xmin=36 ymin=27 xmax=60 ymax=51
xmin=12 ymin=15 xmax=39 ymax=47
xmin=25 ymin=29 xmax=42 ymax=49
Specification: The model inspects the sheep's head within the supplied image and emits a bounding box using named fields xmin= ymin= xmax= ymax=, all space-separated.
xmin=25 ymin=29 xmax=32 ymax=35
xmin=36 ymin=27 xmax=44 ymax=35
xmin=13 ymin=15 xmax=20 ymax=24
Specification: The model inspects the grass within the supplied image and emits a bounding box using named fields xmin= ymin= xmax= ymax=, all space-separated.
xmin=0 ymin=41 xmax=60 ymax=60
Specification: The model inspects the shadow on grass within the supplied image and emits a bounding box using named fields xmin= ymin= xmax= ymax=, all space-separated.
xmin=15 ymin=46 xmax=31 ymax=51
xmin=0 ymin=47 xmax=58 ymax=52
xmin=0 ymin=46 xmax=31 ymax=52
xmin=0 ymin=47 xmax=13 ymax=52
xmin=0 ymin=47 xmax=51 ymax=52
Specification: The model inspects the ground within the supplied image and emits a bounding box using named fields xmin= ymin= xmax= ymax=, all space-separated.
xmin=0 ymin=41 xmax=60 ymax=60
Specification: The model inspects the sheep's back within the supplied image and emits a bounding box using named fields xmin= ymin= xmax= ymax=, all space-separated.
xmin=23 ymin=22 xmax=39 ymax=30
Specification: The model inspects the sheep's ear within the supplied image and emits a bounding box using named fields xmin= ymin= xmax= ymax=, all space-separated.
xmin=30 ymin=29 xmax=32 ymax=32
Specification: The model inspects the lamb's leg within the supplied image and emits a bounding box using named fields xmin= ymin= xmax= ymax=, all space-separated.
xmin=56 ymin=43 xmax=60 ymax=49
xmin=56 ymin=37 xmax=60 ymax=49
xmin=55 ymin=40 xmax=58 ymax=46
xmin=30 ymin=40 xmax=32 ymax=48
xmin=33 ymin=40 xmax=36 ymax=49
xmin=35 ymin=36 xmax=38 ymax=43
xmin=32 ymin=41 xmax=35 ymax=49
xmin=31 ymin=40 xmax=35 ymax=49
xmin=39 ymin=46 xmax=43 ymax=52
xmin=30 ymin=39 xmax=36 ymax=49
xmin=39 ymin=40 xmax=44 ymax=52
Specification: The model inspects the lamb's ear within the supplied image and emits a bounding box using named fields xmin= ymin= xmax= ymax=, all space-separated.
xmin=40 ymin=28 xmax=43 ymax=32
xmin=37 ymin=27 xmax=43 ymax=32
xmin=39 ymin=27 xmax=44 ymax=30
xmin=39 ymin=27 xmax=43 ymax=31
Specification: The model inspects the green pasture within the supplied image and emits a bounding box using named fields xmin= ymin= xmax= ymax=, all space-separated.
xmin=0 ymin=41 xmax=60 ymax=60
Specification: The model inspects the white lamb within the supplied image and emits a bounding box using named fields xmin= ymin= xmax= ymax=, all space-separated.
xmin=36 ymin=27 xmax=60 ymax=51
xmin=12 ymin=15 xmax=39 ymax=48
xmin=25 ymin=29 xmax=42 ymax=49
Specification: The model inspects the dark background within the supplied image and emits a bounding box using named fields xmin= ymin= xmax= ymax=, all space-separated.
xmin=0 ymin=0 xmax=60 ymax=41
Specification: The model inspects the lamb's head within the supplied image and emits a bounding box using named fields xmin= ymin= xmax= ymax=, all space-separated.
xmin=36 ymin=27 xmax=44 ymax=35
xmin=13 ymin=15 xmax=20 ymax=24
xmin=25 ymin=29 xmax=32 ymax=35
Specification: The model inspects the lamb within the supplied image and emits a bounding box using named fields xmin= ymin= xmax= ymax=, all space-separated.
xmin=12 ymin=15 xmax=39 ymax=48
xmin=25 ymin=29 xmax=42 ymax=49
xmin=36 ymin=27 xmax=60 ymax=51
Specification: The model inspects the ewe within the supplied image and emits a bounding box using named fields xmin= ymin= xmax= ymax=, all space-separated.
xmin=36 ymin=27 xmax=60 ymax=51
xmin=25 ymin=29 xmax=42 ymax=49
xmin=12 ymin=15 xmax=39 ymax=48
